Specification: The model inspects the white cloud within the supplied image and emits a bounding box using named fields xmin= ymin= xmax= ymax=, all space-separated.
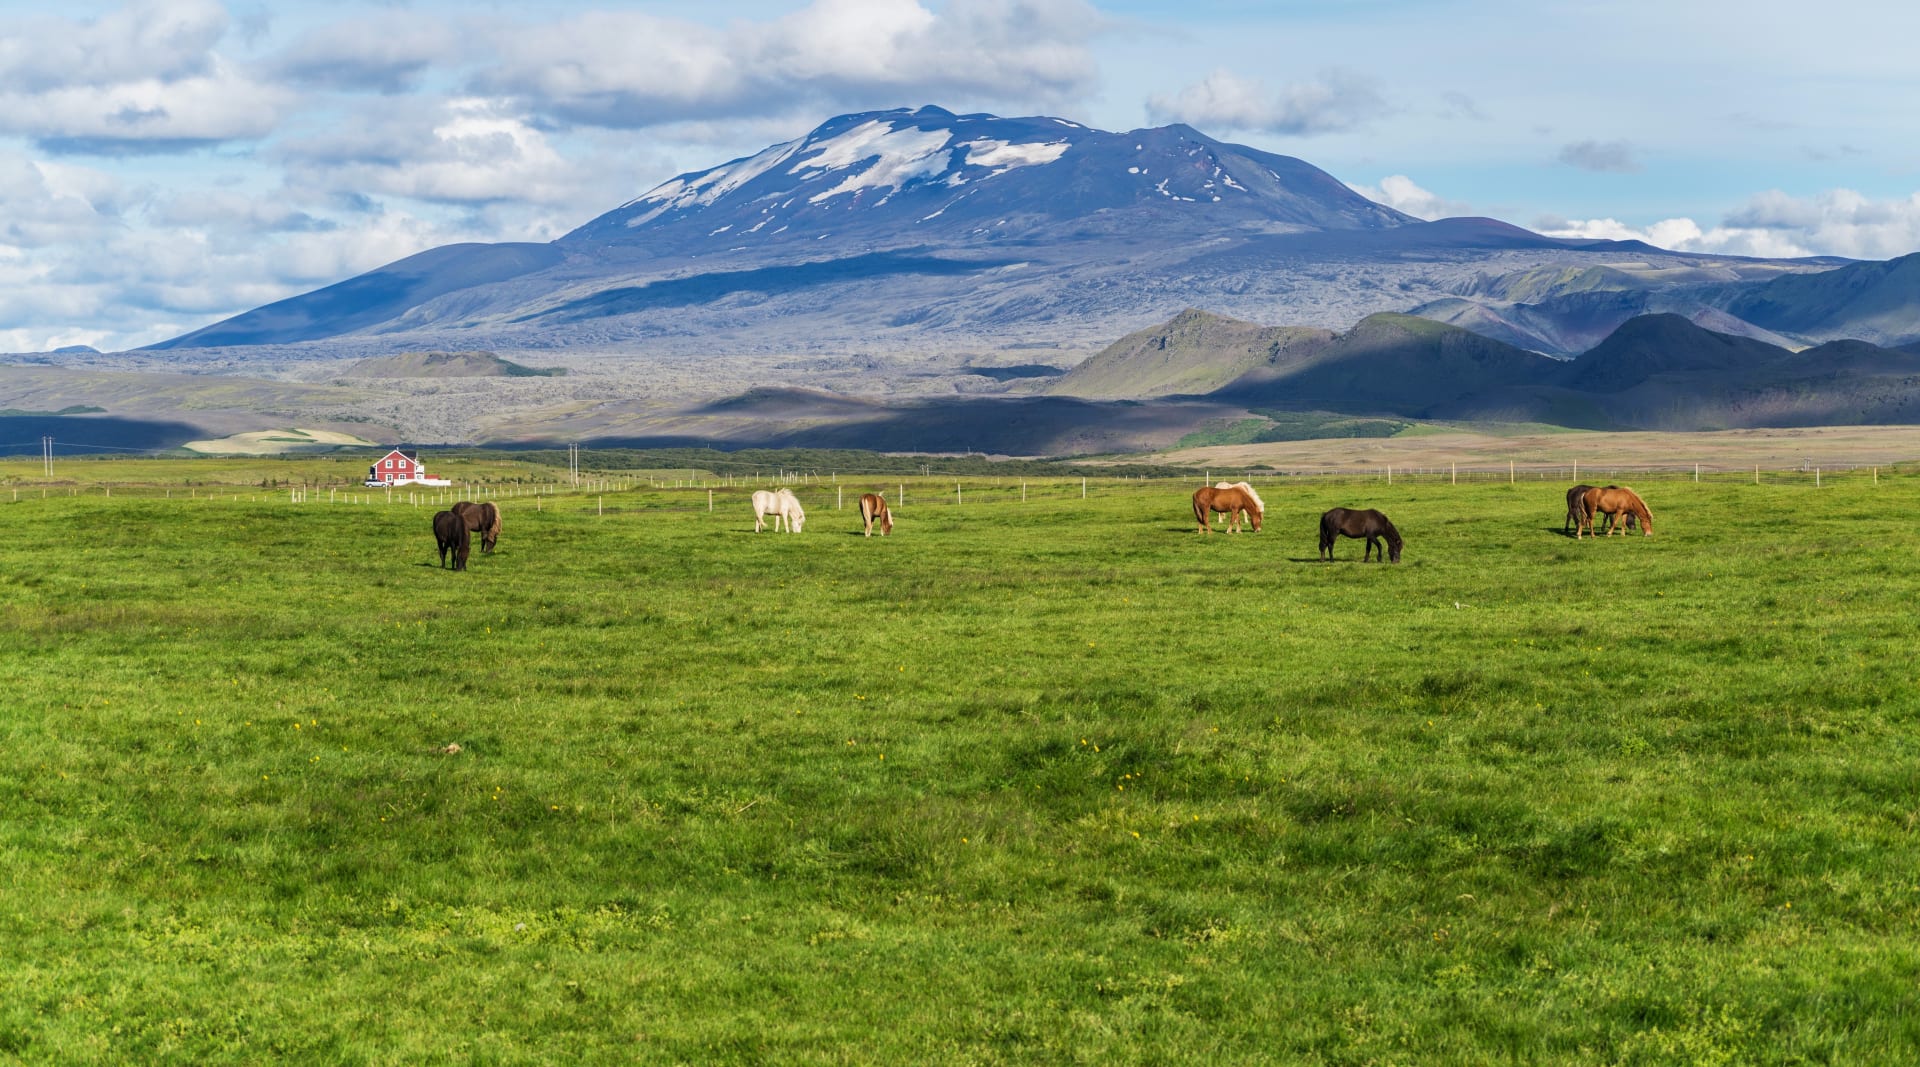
xmin=1145 ymin=68 xmax=1388 ymax=136
xmin=1537 ymin=189 xmax=1920 ymax=259
xmin=1557 ymin=140 xmax=1640 ymax=173
xmin=0 ymin=0 xmax=228 ymax=89
xmin=266 ymin=15 xmax=464 ymax=94
xmin=275 ymin=98 xmax=585 ymax=208
xmin=0 ymin=155 xmax=128 ymax=250
xmin=1346 ymin=175 xmax=1471 ymax=221
xmin=471 ymin=0 xmax=1105 ymax=128
xmin=0 ymin=1 xmax=288 ymax=152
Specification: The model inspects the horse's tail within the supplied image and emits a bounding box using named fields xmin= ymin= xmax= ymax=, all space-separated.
xmin=1192 ymin=489 xmax=1209 ymax=529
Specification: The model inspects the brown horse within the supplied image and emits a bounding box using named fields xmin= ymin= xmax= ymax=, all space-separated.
xmin=1192 ymin=485 xmax=1262 ymax=534
xmin=1565 ymin=485 xmax=1596 ymax=534
xmin=451 ymin=500 xmax=502 ymax=553
xmin=1210 ymin=481 xmax=1266 ymax=530
xmin=1579 ymin=486 xmax=1653 ymax=539
xmin=432 ymin=510 xmax=470 ymax=571
xmin=1566 ymin=484 xmax=1635 ymax=535
xmin=1319 ymin=507 xmax=1402 ymax=562
xmin=858 ymin=492 xmax=893 ymax=537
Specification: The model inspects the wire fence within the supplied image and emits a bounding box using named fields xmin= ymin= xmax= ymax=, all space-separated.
xmin=1 ymin=459 xmax=1908 ymax=514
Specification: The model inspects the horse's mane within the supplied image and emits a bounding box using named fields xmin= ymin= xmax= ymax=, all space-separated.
xmin=1216 ymin=481 xmax=1265 ymax=513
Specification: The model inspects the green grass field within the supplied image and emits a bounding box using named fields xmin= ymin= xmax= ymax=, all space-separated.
xmin=2 ymin=465 xmax=1918 ymax=1063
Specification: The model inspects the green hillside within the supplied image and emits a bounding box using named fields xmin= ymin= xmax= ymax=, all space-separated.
xmin=1047 ymin=309 xmax=1333 ymax=398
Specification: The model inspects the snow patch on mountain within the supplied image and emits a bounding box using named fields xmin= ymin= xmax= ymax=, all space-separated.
xmin=797 ymin=120 xmax=956 ymax=203
xmin=630 ymin=137 xmax=805 ymax=213
xmin=961 ymin=138 xmax=1070 ymax=172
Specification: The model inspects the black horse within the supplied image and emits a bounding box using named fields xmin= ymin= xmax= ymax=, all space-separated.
xmin=1319 ymin=507 xmax=1402 ymax=563
xmin=433 ymin=510 xmax=471 ymax=571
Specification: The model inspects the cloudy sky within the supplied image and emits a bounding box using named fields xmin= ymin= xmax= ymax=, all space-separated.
xmin=4 ymin=0 xmax=1919 ymax=352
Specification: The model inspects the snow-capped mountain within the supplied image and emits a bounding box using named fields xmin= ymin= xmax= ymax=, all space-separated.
xmin=150 ymin=105 xmax=1753 ymax=359
xmin=561 ymin=105 xmax=1411 ymax=252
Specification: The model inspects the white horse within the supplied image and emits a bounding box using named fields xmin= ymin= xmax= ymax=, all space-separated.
xmin=1212 ymin=482 xmax=1265 ymax=530
xmin=752 ymin=488 xmax=806 ymax=533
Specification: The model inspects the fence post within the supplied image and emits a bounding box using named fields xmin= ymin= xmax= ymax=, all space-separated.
xmin=1451 ymin=463 xmax=1456 ymax=486
xmin=599 ymin=496 xmax=604 ymax=515
xmin=1694 ymin=463 xmax=1699 ymax=483
xmin=1509 ymin=460 xmax=1514 ymax=484
xmin=900 ymin=484 xmax=905 ymax=507
xmin=709 ymin=489 xmax=714 ymax=512
xmin=1082 ymin=477 xmax=1087 ymax=499
xmin=1816 ymin=468 xmax=1821 ymax=488
xmin=837 ymin=487 xmax=842 ymax=510
xmin=1755 ymin=465 xmax=1760 ymax=485
xmin=1387 ymin=465 xmax=1392 ymax=486
xmin=1022 ymin=481 xmax=1026 ymax=503
xmin=956 ymin=483 xmax=962 ymax=506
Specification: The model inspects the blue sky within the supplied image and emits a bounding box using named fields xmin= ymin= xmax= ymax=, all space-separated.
xmin=3 ymin=0 xmax=1918 ymax=351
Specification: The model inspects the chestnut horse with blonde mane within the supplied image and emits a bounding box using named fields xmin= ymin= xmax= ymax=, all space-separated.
xmin=1211 ymin=482 xmax=1266 ymax=530
xmin=1579 ymin=486 xmax=1653 ymax=538
xmin=859 ymin=492 xmax=893 ymax=537
xmin=1192 ymin=485 xmax=1262 ymax=533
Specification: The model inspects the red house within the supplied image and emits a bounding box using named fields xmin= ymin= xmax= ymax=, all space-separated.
xmin=365 ymin=448 xmax=451 ymax=487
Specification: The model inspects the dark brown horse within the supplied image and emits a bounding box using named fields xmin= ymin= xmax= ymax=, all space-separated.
xmin=1565 ymin=484 xmax=1596 ymax=534
xmin=433 ymin=510 xmax=470 ymax=571
xmin=1319 ymin=507 xmax=1402 ymax=562
xmin=858 ymin=492 xmax=893 ymax=537
xmin=1579 ymin=486 xmax=1652 ymax=539
xmin=451 ymin=500 xmax=502 ymax=553
xmin=1192 ymin=486 xmax=1262 ymax=534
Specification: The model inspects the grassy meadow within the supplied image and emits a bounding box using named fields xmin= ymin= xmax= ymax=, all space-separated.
xmin=2 ymin=459 xmax=1919 ymax=1063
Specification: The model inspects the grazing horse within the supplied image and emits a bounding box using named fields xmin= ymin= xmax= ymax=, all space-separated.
xmin=1319 ymin=507 xmax=1403 ymax=562
xmin=752 ymin=488 xmax=806 ymax=533
xmin=1565 ymin=484 xmax=1635 ymax=535
xmin=1579 ymin=486 xmax=1653 ymax=539
xmin=859 ymin=492 xmax=893 ymax=537
xmin=1192 ymin=485 xmax=1262 ymax=533
xmin=1211 ymin=482 xmax=1266 ymax=530
xmin=1565 ymin=485 xmax=1596 ymax=534
xmin=451 ymin=500 xmax=502 ymax=553
xmin=432 ymin=510 xmax=470 ymax=571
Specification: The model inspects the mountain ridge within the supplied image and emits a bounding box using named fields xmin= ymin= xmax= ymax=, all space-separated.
xmin=142 ymin=104 xmax=1794 ymax=363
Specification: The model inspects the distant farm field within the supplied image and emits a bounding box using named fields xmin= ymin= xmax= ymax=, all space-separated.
xmin=3 ymin=462 xmax=1919 ymax=1063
